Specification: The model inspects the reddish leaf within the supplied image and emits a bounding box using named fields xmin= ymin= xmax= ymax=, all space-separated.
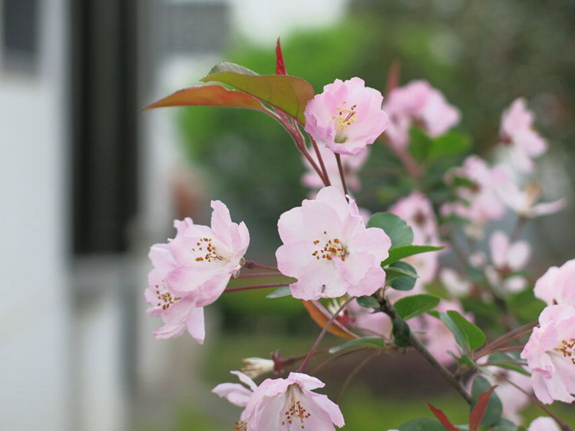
xmin=469 ymin=385 xmax=498 ymax=431
xmin=144 ymin=85 xmax=264 ymax=112
xmin=385 ymin=60 xmax=401 ymax=96
xmin=276 ymin=38 xmax=287 ymax=75
xmin=302 ymin=300 xmax=358 ymax=340
xmin=201 ymin=64 xmax=315 ymax=124
xmin=426 ymin=404 xmax=459 ymax=431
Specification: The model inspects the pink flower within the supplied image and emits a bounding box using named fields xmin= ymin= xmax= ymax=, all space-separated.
xmin=276 ymin=186 xmax=391 ymax=300
xmin=390 ymin=191 xmax=439 ymax=244
xmin=145 ymin=201 xmax=250 ymax=342
xmin=440 ymin=268 xmax=472 ymax=297
xmin=442 ymin=156 xmax=512 ymax=238
xmin=302 ymin=144 xmax=369 ymax=194
xmin=521 ymin=305 xmax=575 ymax=404
xmin=390 ymin=192 xmax=441 ymax=285
xmin=528 ymin=417 xmax=561 ymax=431
xmin=534 ymin=259 xmax=575 ymax=306
xmin=496 ymin=181 xmax=566 ymax=219
xmin=500 ymin=98 xmax=547 ymax=172
xmin=485 ymin=230 xmax=530 ymax=294
xmin=383 ymin=80 xmax=460 ymax=150
xmin=215 ymin=372 xmax=345 ymax=430
xmin=304 ymin=77 xmax=389 ymax=156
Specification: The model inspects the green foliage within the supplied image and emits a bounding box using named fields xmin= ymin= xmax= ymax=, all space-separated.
xmin=471 ymin=376 xmax=503 ymax=427
xmin=357 ymin=296 xmax=381 ymax=309
xmin=394 ymin=294 xmax=441 ymax=320
xmin=440 ymin=310 xmax=486 ymax=352
xmin=266 ymin=286 xmax=292 ymax=299
xmin=392 ymin=315 xmax=412 ymax=347
xmin=367 ymin=212 xmax=414 ymax=248
xmin=388 ymin=261 xmax=418 ymax=291
xmin=329 ymin=336 xmax=385 ymax=354
xmin=428 ymin=131 xmax=471 ymax=161
xmin=382 ymin=245 xmax=444 ymax=266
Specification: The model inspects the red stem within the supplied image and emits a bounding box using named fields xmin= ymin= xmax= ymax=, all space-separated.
xmin=335 ymin=153 xmax=349 ymax=198
xmin=223 ymin=283 xmax=286 ymax=293
xmin=298 ymin=297 xmax=355 ymax=372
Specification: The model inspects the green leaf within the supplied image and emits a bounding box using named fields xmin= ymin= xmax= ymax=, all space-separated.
xmin=399 ymin=418 xmax=445 ymax=431
xmin=206 ymin=62 xmax=259 ymax=76
xmin=486 ymin=353 xmax=530 ymax=376
xmin=394 ymin=294 xmax=441 ymax=321
xmin=381 ymin=245 xmax=444 ymax=266
xmin=266 ymin=286 xmax=291 ymax=299
xmin=446 ymin=310 xmax=486 ymax=351
xmin=328 ymin=336 xmax=385 ymax=354
xmin=144 ymin=84 xmax=265 ymax=112
xmin=356 ymin=296 xmax=380 ymax=309
xmin=201 ymin=62 xmax=315 ymax=123
xmin=409 ymin=127 xmax=433 ymax=162
xmin=428 ymin=131 xmax=471 ymax=161
xmin=367 ymin=212 xmax=414 ymax=248
xmin=387 ymin=262 xmax=417 ymax=291
xmin=469 ymin=385 xmax=497 ymax=431
xmin=439 ymin=312 xmax=469 ymax=354
xmin=471 ymin=376 xmax=503 ymax=427
xmin=392 ymin=315 xmax=412 ymax=347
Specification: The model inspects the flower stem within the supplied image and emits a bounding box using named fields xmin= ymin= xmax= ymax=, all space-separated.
xmin=298 ymin=296 xmax=355 ymax=373
xmin=243 ymin=260 xmax=279 ymax=272
xmin=311 ymin=136 xmax=331 ymax=186
xmin=335 ymin=153 xmax=349 ymax=197
xmin=335 ymin=350 xmax=381 ymax=403
xmin=223 ymin=283 xmax=287 ymax=293
xmin=236 ymin=272 xmax=283 ymax=279
xmin=474 ymin=321 xmax=537 ymax=360
xmin=499 ymin=375 xmax=573 ymax=431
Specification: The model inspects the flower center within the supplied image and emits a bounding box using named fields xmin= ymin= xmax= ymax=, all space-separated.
xmin=192 ymin=237 xmax=226 ymax=263
xmin=233 ymin=421 xmax=247 ymax=431
xmin=333 ymin=100 xmax=357 ymax=143
xmin=555 ymin=338 xmax=575 ymax=365
xmin=312 ymin=232 xmax=348 ymax=262
xmin=153 ymin=284 xmax=181 ymax=311
xmin=282 ymin=387 xmax=311 ymax=429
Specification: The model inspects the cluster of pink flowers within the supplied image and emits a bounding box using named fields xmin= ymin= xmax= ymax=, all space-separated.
xmin=146 ymin=201 xmax=250 ymax=343
xmin=144 ymin=67 xmax=574 ymax=430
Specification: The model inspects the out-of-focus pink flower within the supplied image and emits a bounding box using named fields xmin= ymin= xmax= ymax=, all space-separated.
xmin=390 ymin=192 xmax=441 ymax=285
xmin=440 ymin=268 xmax=472 ymax=297
xmin=145 ymin=201 xmax=250 ymax=342
xmin=484 ymin=230 xmax=530 ymax=294
xmin=528 ymin=417 xmax=561 ymax=431
xmin=500 ymin=98 xmax=547 ymax=173
xmin=302 ymin=144 xmax=369 ymax=193
xmin=383 ymin=80 xmax=460 ymax=150
xmin=411 ymin=300 xmax=471 ymax=365
xmin=390 ymin=191 xmax=439 ymax=244
xmin=521 ymin=305 xmax=575 ymax=404
xmin=496 ymin=181 xmax=566 ymax=219
xmin=304 ymin=77 xmax=389 ymax=156
xmin=276 ymin=186 xmax=391 ymax=300
xmin=482 ymin=366 xmax=532 ymax=423
xmin=534 ymin=259 xmax=575 ymax=306
xmin=215 ymin=372 xmax=345 ymax=431
xmin=442 ymin=156 xmax=512 ymax=238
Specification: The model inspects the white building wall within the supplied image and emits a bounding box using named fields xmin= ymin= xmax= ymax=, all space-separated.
xmin=0 ymin=1 xmax=69 ymax=430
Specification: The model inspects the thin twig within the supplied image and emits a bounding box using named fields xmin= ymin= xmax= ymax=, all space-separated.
xmin=236 ymin=272 xmax=283 ymax=279
xmin=335 ymin=153 xmax=349 ymax=197
xmin=298 ymin=296 xmax=355 ymax=372
xmin=500 ymin=375 xmax=572 ymax=431
xmin=335 ymin=350 xmax=381 ymax=403
xmin=310 ymin=348 xmax=369 ymax=375
xmin=223 ymin=283 xmax=286 ymax=293
xmin=243 ymin=260 xmax=280 ymax=272
xmin=310 ymin=136 xmax=331 ymax=186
